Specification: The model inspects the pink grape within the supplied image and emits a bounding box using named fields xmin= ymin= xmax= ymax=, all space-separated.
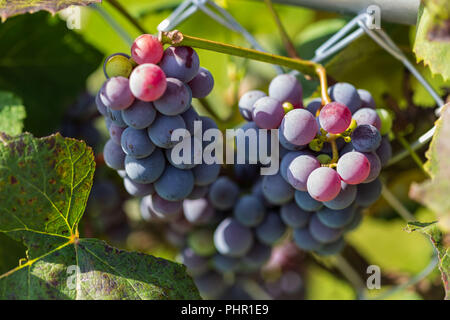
xmin=319 ymin=102 xmax=352 ymax=134
xmin=100 ymin=77 xmax=135 ymax=110
xmin=287 ymin=155 xmax=321 ymax=191
xmin=131 ymin=34 xmax=164 ymax=65
xmin=306 ymin=167 xmax=341 ymax=201
xmin=129 ymin=63 xmax=167 ymax=102
xmin=280 ymin=108 xmax=318 ymax=146
xmin=337 ymin=151 xmax=371 ymax=184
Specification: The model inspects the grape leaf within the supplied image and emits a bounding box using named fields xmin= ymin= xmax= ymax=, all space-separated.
xmin=0 ymin=91 xmax=26 ymax=136
xmin=410 ymin=103 xmax=450 ymax=232
xmin=405 ymin=221 xmax=449 ymax=299
xmin=414 ymin=2 xmax=450 ymax=81
xmin=0 ymin=0 xmax=101 ymax=21
xmin=0 ymin=12 xmax=103 ymax=136
xmin=0 ymin=133 xmax=200 ymax=300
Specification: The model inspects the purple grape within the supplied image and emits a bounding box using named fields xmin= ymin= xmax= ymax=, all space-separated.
xmin=328 ymin=82 xmax=362 ymax=114
xmin=124 ymin=148 xmax=165 ymax=184
xmin=95 ymin=88 xmax=107 ymax=116
xmin=103 ymin=139 xmax=126 ymax=170
xmin=121 ymin=127 xmax=156 ymax=159
xmin=293 ymin=227 xmax=323 ymax=251
xmin=183 ymin=198 xmax=215 ymax=225
xmin=317 ymin=205 xmax=356 ymax=228
xmin=150 ymin=193 xmax=183 ymax=220
xmin=192 ymin=163 xmax=221 ymax=186
xmin=362 ymin=152 xmax=381 ymax=183
xmin=181 ymin=107 xmax=201 ymax=135
xmin=351 ymin=124 xmax=381 ymax=152
xmin=188 ymin=67 xmax=214 ymax=98
xmin=294 ymin=190 xmax=323 ymax=212
xmin=241 ymin=242 xmax=272 ymax=270
xmin=255 ymin=212 xmax=286 ymax=245
xmin=306 ymin=98 xmax=321 ymax=116
xmin=234 ymin=195 xmax=266 ymax=227
xmin=323 ymin=182 xmax=357 ymax=210
xmin=153 ymin=78 xmax=192 ymax=116
xmin=308 ymin=215 xmax=343 ymax=244
xmin=357 ymin=89 xmax=376 ymax=109
xmin=262 ymin=172 xmax=294 ymax=205
xmin=280 ymin=151 xmax=311 ymax=182
xmin=287 ymin=154 xmax=321 ymax=191
xmin=147 ymin=114 xmax=186 ymax=149
xmin=280 ymin=109 xmax=318 ymax=146
xmin=252 ymin=96 xmax=285 ymax=129
xmin=280 ymin=201 xmax=311 ymax=228
xmin=121 ymin=100 xmax=157 ymax=129
xmin=208 ymin=177 xmax=240 ymax=210
xmin=154 ymin=165 xmax=194 ymax=201
xmin=187 ymin=185 xmax=209 ymax=200
xmin=214 ymin=218 xmax=254 ymax=257
xmin=100 ymin=76 xmax=135 ymax=110
xmin=106 ymin=108 xmax=127 ymax=128
xmin=108 ymin=123 xmax=125 ymax=145
xmin=238 ymin=90 xmax=266 ymax=121
xmin=123 ymin=177 xmax=155 ymax=197
xmin=159 ymin=46 xmax=200 ymax=82
xmin=355 ymin=178 xmax=382 ymax=207
xmin=376 ymin=136 xmax=392 ymax=167
xmin=268 ymin=74 xmax=303 ymax=108
xmin=164 ymin=136 xmax=200 ymax=170
xmin=352 ymin=108 xmax=381 ymax=130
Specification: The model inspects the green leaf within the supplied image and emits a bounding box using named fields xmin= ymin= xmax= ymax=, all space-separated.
xmin=0 ymin=133 xmax=200 ymax=300
xmin=0 ymin=233 xmax=25 ymax=275
xmin=414 ymin=1 xmax=450 ymax=80
xmin=0 ymin=12 xmax=103 ymax=136
xmin=0 ymin=0 xmax=100 ymax=21
xmin=0 ymin=91 xmax=26 ymax=136
xmin=405 ymin=221 xmax=449 ymax=299
xmin=410 ymin=103 xmax=450 ymax=230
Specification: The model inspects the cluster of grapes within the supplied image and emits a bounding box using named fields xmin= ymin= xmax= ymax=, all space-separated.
xmin=238 ymin=75 xmax=393 ymax=255
xmin=95 ymin=33 xmax=393 ymax=299
xmin=97 ymin=34 xmax=220 ymax=210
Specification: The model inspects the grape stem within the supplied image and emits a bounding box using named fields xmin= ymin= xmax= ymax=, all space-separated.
xmin=330 ymin=138 xmax=339 ymax=164
xmin=264 ymin=0 xmax=300 ymax=59
xmin=159 ymin=30 xmax=331 ymax=104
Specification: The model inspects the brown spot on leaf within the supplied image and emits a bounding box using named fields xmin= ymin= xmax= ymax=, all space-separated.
xmin=9 ymin=176 xmax=18 ymax=184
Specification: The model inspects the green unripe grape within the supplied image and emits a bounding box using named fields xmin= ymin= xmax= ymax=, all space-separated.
xmin=317 ymin=154 xmax=332 ymax=164
xmin=376 ymin=108 xmax=393 ymax=135
xmin=309 ymin=139 xmax=323 ymax=152
xmin=188 ymin=229 xmax=216 ymax=257
xmin=105 ymin=55 xmax=133 ymax=78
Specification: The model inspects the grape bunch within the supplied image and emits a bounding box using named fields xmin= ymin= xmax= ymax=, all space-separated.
xmin=96 ymin=34 xmax=394 ymax=299
xmin=238 ymin=76 xmax=393 ymax=255
xmin=96 ymin=34 xmax=220 ymax=208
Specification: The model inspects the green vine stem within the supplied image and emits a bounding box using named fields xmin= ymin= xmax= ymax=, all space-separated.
xmin=264 ymin=0 xmax=300 ymax=59
xmin=159 ymin=30 xmax=332 ymax=105
xmin=396 ymin=134 xmax=429 ymax=177
xmin=106 ymin=0 xmax=147 ymax=34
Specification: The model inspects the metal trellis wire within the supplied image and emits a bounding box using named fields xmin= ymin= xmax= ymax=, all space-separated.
xmin=157 ymin=0 xmax=284 ymax=74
